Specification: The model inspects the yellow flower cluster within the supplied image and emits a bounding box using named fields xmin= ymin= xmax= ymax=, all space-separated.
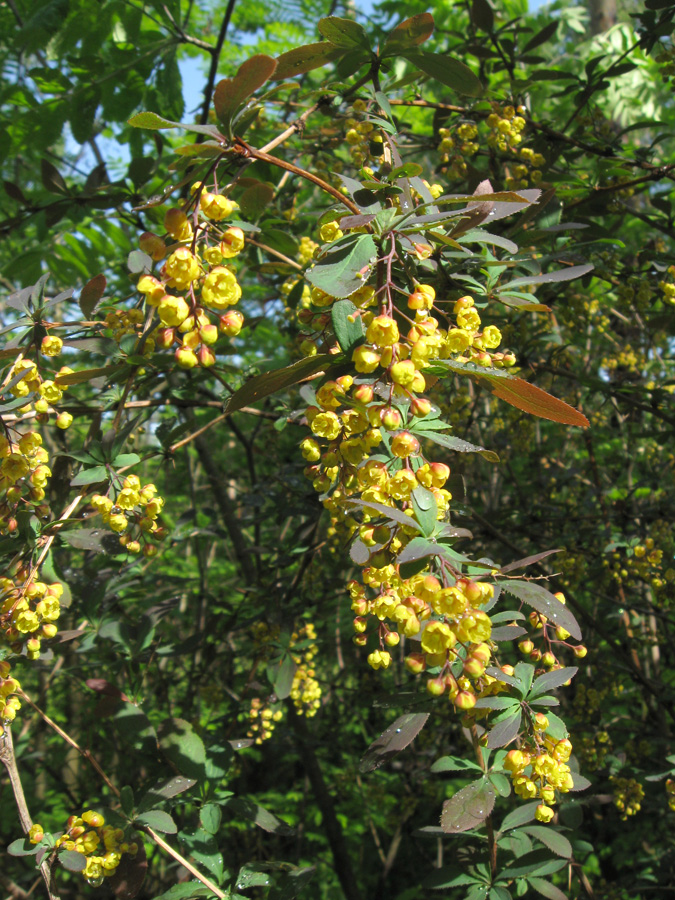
xmin=295 ymin=271 xmax=521 ymax=709
xmin=136 ymin=188 xmax=246 ymax=370
xmin=504 ymin=736 xmax=575 ymax=822
xmin=610 ymin=775 xmax=644 ymax=820
xmin=5 ymin=359 xmax=75 ymax=425
xmin=247 ymin=696 xmax=284 ymax=744
xmin=90 ymin=475 xmax=164 ymax=556
xmin=0 ymin=431 xmax=52 ymax=532
xmin=1 ymin=576 xmax=62 ymax=665
xmin=342 ymin=98 xmax=385 ymax=169
xmin=290 ymin=622 xmax=321 ymax=717
xmin=38 ymin=810 xmax=139 ymax=886
xmin=666 ymin=778 xmax=675 ymax=812
xmin=437 ymin=122 xmax=479 ymax=180
xmin=0 ymin=660 xmax=21 ymax=723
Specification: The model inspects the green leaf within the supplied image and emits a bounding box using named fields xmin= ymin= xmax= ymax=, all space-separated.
xmin=396 ymin=536 xmax=441 ymax=565
xmin=411 ymin=486 xmax=438 ymax=537
xmin=500 ymin=850 xmax=567 ymax=879
xmin=318 ymin=17 xmax=370 ymax=50
xmin=238 ymin=181 xmax=275 ymax=219
xmin=471 ymin=0 xmax=494 ymax=32
xmin=200 ymin=803 xmax=222 ymax=835
xmin=441 ymin=777 xmax=496 ymax=833
xmin=501 ymin=263 xmax=593 ymax=290
xmin=113 ymin=453 xmax=142 ymax=468
xmin=214 ymin=55 xmax=277 ymax=129
xmin=271 ymin=653 xmax=296 ymax=700
xmin=79 ymin=273 xmax=106 ymax=318
xmin=489 ymin=773 xmax=511 ymax=797
xmin=58 ymin=849 xmax=87 ymax=872
xmin=137 ymin=776 xmax=197 ymax=814
xmin=527 ymin=877 xmax=569 ymax=900
xmin=382 ymin=13 xmax=435 ymax=54
xmin=135 ymin=811 xmax=177 ymax=834
xmin=403 ymin=51 xmax=482 ymax=97
xmin=56 ymin=364 xmax=124 ymax=386
xmin=157 ymin=718 xmax=207 ymax=782
xmin=41 ymin=159 xmax=68 ymax=194
xmin=360 ymin=713 xmax=430 ymax=773
xmin=225 ymin=353 xmax=333 ymax=414
xmin=522 ymin=20 xmax=559 ymax=52
xmin=544 ymin=712 xmax=569 ymax=742
xmin=225 ymin=797 xmax=294 ymax=834
xmin=498 ymin=581 xmax=582 ymax=641
xmin=70 ymin=466 xmax=107 ymax=486
xmin=522 ymin=826 xmax=573 ymax=858
xmin=499 ymin=801 xmax=540 ymax=833
xmin=417 ymin=429 xmax=499 ymax=463
xmin=128 ymin=111 xmax=180 ymax=129
xmin=431 ymin=756 xmax=483 ymax=774
xmin=331 ymin=299 xmax=365 ymax=353
xmin=8 ymin=838 xmax=40 ymax=857
xmin=307 ymin=234 xmax=377 ymax=298
xmin=274 ymin=42 xmax=346 ymax=80
xmin=127 ymin=112 xmax=222 ymax=138
xmin=151 ymin=882 xmax=216 ymax=900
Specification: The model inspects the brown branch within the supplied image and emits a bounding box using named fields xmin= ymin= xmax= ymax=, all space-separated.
xmin=234 ymin=138 xmax=361 ymax=215
xmin=0 ymin=726 xmax=61 ymax=900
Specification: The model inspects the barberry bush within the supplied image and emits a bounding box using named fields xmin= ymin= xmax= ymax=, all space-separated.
xmin=1 ymin=1 xmax=674 ymax=899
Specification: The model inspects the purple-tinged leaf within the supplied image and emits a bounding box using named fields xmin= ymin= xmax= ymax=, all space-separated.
xmin=529 ymin=667 xmax=578 ymax=698
xmin=225 ymin=354 xmax=333 ymax=414
xmin=499 ymin=549 xmax=564 ymax=575
xmin=499 ymin=581 xmax=582 ymax=641
xmin=501 ymin=263 xmax=593 ymax=290
xmin=441 ymin=777 xmax=496 ymax=833
xmin=486 ymin=711 xmax=522 ymax=749
xmin=360 ymin=713 xmax=429 ymax=773
xmin=491 ymin=624 xmax=528 ymax=641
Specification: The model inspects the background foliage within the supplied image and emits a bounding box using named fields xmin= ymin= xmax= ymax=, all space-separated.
xmin=1 ymin=0 xmax=675 ymax=899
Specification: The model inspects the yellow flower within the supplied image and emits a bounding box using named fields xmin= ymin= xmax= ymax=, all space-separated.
xmin=421 ymin=620 xmax=456 ymax=654
xmin=201 ymin=266 xmax=242 ymax=309
xmin=158 ymin=295 xmax=190 ymax=328
xmin=165 ymin=248 xmax=201 ymax=289
xmin=220 ymin=227 xmax=245 ymax=258
xmin=41 ymin=335 xmax=63 ymax=356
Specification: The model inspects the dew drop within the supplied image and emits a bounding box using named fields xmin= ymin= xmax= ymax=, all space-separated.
xmin=396 ymin=728 xmax=401 ymax=734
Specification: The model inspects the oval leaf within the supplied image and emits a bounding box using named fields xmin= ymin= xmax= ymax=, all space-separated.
xmin=382 ymin=13 xmax=435 ymax=53
xmin=274 ymin=42 xmax=346 ymax=80
xmin=503 ymin=263 xmax=594 ymax=290
xmin=59 ymin=849 xmax=87 ymax=872
xmin=214 ymin=55 xmax=277 ymax=127
xmin=225 ymin=353 xmax=333 ymax=414
xmin=417 ymin=429 xmax=499 ymax=462
xmin=318 ymin=17 xmax=370 ymax=49
xmin=486 ymin=711 xmax=522 ymax=749
xmin=528 ymin=877 xmax=569 ymax=900
xmin=79 ymin=273 xmax=106 ymax=318
xmin=331 ymin=299 xmax=365 ymax=352
xmin=403 ymin=50 xmax=482 ymax=97
xmin=307 ymin=234 xmax=377 ymax=298
xmin=135 ymin=810 xmax=177 ymax=834
xmin=498 ymin=581 xmax=582 ymax=641
xmin=441 ymin=777 xmax=496 ymax=833
xmin=360 ymin=712 xmax=429 ymax=773
xmin=522 ymin=825 xmax=573 ymax=858
xmin=481 ymin=374 xmax=589 ymax=428
xmin=529 ymin=667 xmax=578 ymax=698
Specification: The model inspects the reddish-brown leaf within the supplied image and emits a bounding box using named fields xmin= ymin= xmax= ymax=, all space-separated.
xmin=79 ymin=273 xmax=106 ymax=318
xmin=214 ymin=55 xmax=277 ymax=126
xmin=482 ymin=374 xmax=589 ymax=428
xmin=382 ymin=13 xmax=435 ymax=54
